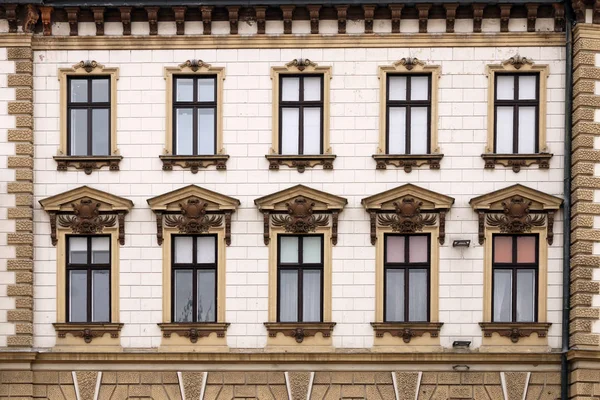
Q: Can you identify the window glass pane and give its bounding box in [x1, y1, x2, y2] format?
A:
[388, 107, 406, 154]
[281, 108, 300, 155]
[69, 237, 88, 264]
[495, 107, 514, 153]
[69, 270, 87, 322]
[91, 237, 110, 264]
[176, 79, 194, 102]
[198, 78, 215, 102]
[518, 106, 536, 154]
[496, 75, 515, 100]
[303, 270, 321, 322]
[70, 109, 88, 156]
[516, 269, 535, 322]
[281, 77, 300, 101]
[517, 236, 536, 263]
[92, 270, 110, 322]
[303, 236, 322, 264]
[197, 270, 216, 322]
[494, 236, 513, 263]
[175, 108, 193, 155]
[279, 270, 298, 322]
[70, 79, 88, 103]
[410, 107, 428, 154]
[198, 108, 215, 155]
[493, 270, 512, 322]
[409, 269, 428, 321]
[197, 236, 216, 264]
[386, 236, 405, 263]
[303, 107, 321, 155]
[388, 76, 407, 101]
[410, 76, 429, 101]
[174, 236, 193, 264]
[280, 236, 299, 263]
[92, 109, 109, 156]
[385, 269, 405, 321]
[409, 236, 428, 263]
[92, 79, 109, 103]
[174, 270, 193, 322]
[304, 77, 321, 101]
[518, 75, 537, 100]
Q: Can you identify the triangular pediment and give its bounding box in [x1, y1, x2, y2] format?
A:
[147, 185, 240, 212]
[469, 184, 563, 211]
[362, 184, 455, 211]
[254, 184, 347, 212]
[39, 186, 133, 213]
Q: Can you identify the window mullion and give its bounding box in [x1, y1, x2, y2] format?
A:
[299, 78, 304, 155]
[406, 77, 412, 155]
[192, 237, 198, 322]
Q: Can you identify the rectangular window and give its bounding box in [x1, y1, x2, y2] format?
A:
[173, 76, 217, 156]
[277, 235, 324, 322]
[494, 74, 539, 154]
[279, 75, 324, 155]
[386, 75, 431, 155]
[172, 235, 217, 323]
[384, 234, 430, 322]
[66, 236, 111, 323]
[492, 235, 538, 322]
[67, 77, 111, 156]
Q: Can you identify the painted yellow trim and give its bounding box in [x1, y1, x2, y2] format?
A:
[377, 60, 441, 154]
[270, 61, 332, 156]
[485, 61, 549, 154]
[162, 228, 227, 324]
[163, 63, 226, 156]
[57, 63, 119, 156]
[27, 33, 566, 50]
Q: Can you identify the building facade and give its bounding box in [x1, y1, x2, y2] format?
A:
[0, 0, 596, 399]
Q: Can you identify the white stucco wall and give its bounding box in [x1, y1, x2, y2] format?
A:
[31, 44, 566, 350]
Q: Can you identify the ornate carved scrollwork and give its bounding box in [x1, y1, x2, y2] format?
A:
[54, 323, 123, 344]
[377, 198, 437, 233]
[287, 58, 317, 72]
[264, 322, 336, 343]
[91, 7, 105, 36]
[479, 322, 551, 343]
[164, 198, 223, 234]
[58, 199, 117, 234]
[485, 196, 546, 234]
[389, 4, 403, 33]
[24, 5, 39, 34]
[271, 196, 330, 234]
[503, 54, 533, 70]
[146, 7, 159, 35]
[397, 57, 424, 71]
[179, 59, 211, 73]
[371, 322, 443, 343]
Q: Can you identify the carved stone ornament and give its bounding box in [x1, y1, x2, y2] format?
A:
[264, 322, 336, 344]
[287, 58, 317, 72]
[55, 155, 122, 175]
[164, 197, 224, 235]
[266, 154, 335, 173]
[373, 154, 442, 173]
[58, 198, 116, 234]
[503, 54, 533, 70]
[24, 4, 39, 34]
[479, 322, 551, 343]
[74, 60, 100, 73]
[271, 196, 330, 234]
[389, 4, 404, 33]
[377, 198, 437, 234]
[482, 153, 552, 173]
[371, 322, 444, 343]
[179, 59, 211, 73]
[54, 323, 123, 344]
[396, 57, 425, 71]
[485, 196, 546, 235]
[158, 323, 230, 343]
[40, 6, 53, 36]
[5, 5, 17, 33]
[472, 4, 485, 33]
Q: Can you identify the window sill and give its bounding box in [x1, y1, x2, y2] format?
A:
[264, 322, 336, 343]
[481, 153, 552, 173]
[54, 155, 122, 175]
[53, 322, 124, 344]
[160, 155, 229, 173]
[479, 322, 552, 343]
[372, 154, 443, 173]
[370, 322, 444, 343]
[265, 154, 336, 173]
[158, 322, 230, 343]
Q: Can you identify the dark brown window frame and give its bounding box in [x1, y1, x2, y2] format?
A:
[278, 74, 324, 155]
[491, 234, 539, 323]
[383, 233, 431, 323]
[172, 75, 218, 156]
[65, 235, 111, 323]
[277, 234, 324, 323]
[67, 76, 111, 157]
[385, 74, 432, 155]
[493, 72, 540, 154]
[171, 234, 218, 323]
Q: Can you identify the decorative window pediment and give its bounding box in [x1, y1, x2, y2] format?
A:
[147, 184, 240, 246]
[254, 184, 347, 246]
[39, 186, 133, 246]
[362, 184, 454, 245]
[469, 184, 562, 245]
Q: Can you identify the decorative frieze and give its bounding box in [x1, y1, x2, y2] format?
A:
[53, 323, 123, 344]
[264, 322, 336, 343]
[158, 323, 229, 343]
[371, 322, 444, 343]
[479, 322, 551, 343]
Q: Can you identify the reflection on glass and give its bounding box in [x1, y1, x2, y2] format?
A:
[69, 237, 88, 264]
[279, 270, 298, 322]
[70, 109, 88, 156]
[92, 109, 109, 156]
[388, 76, 407, 101]
[174, 270, 193, 322]
[92, 270, 110, 322]
[92, 79, 109, 103]
[386, 236, 405, 263]
[198, 78, 215, 102]
[174, 236, 193, 264]
[303, 270, 321, 322]
[197, 236, 216, 264]
[386, 269, 404, 321]
[69, 270, 87, 322]
[303, 108, 321, 155]
[197, 270, 216, 322]
[518, 107, 536, 154]
[280, 237, 299, 263]
[176, 109, 193, 155]
[281, 77, 300, 101]
[176, 79, 194, 102]
[494, 236, 513, 263]
[70, 79, 88, 103]
[409, 236, 428, 263]
[493, 270, 512, 322]
[496, 75, 515, 100]
[92, 237, 110, 264]
[409, 269, 427, 321]
[518, 75, 537, 100]
[303, 77, 321, 101]
[516, 269, 535, 322]
[198, 109, 215, 155]
[388, 107, 406, 154]
[411, 76, 429, 101]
